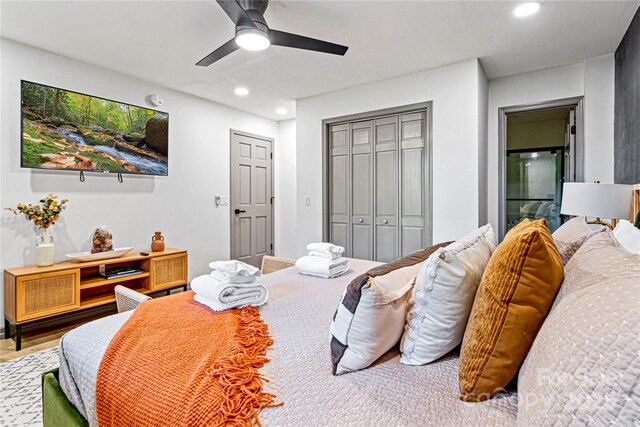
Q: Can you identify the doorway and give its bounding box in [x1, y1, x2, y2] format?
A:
[230, 130, 274, 267]
[498, 97, 584, 238]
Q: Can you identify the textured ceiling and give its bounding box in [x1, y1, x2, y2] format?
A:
[1, 1, 638, 120]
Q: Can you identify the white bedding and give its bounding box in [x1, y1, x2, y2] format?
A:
[59, 258, 518, 426]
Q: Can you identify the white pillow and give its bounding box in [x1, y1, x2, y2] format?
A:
[331, 267, 420, 374]
[613, 220, 640, 254]
[400, 224, 497, 365]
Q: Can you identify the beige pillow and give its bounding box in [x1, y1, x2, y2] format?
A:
[552, 216, 602, 264]
[330, 243, 449, 375]
[552, 230, 628, 309]
[458, 219, 564, 401]
[518, 231, 640, 425]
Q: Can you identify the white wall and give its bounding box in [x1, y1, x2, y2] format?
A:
[0, 39, 279, 323]
[477, 64, 489, 225]
[486, 55, 615, 232]
[274, 119, 297, 259]
[584, 54, 615, 183]
[293, 59, 484, 256]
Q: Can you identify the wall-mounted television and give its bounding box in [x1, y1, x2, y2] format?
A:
[21, 80, 168, 176]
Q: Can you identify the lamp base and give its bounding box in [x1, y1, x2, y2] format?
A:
[587, 218, 614, 230]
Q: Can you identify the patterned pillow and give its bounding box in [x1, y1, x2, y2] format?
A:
[518, 233, 640, 425]
[330, 242, 449, 375]
[552, 216, 603, 264]
[458, 219, 564, 402]
[400, 224, 497, 365]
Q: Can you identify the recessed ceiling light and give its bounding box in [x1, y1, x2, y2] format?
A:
[513, 2, 541, 18]
[276, 108, 288, 115]
[234, 87, 249, 96]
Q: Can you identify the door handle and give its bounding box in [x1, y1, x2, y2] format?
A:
[234, 209, 246, 214]
[359, 218, 364, 223]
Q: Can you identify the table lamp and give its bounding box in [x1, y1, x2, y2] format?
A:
[561, 182, 632, 229]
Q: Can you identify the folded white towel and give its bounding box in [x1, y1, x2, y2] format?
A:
[298, 266, 349, 279]
[191, 274, 268, 312]
[295, 256, 350, 279]
[308, 250, 342, 260]
[306, 243, 344, 259]
[210, 269, 257, 284]
[208, 260, 261, 284]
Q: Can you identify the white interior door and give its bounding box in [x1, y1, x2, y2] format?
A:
[230, 131, 273, 267]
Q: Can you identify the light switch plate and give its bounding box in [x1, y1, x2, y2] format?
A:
[304, 196, 311, 206]
[215, 195, 229, 207]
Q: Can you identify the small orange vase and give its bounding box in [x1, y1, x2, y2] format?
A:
[151, 231, 165, 252]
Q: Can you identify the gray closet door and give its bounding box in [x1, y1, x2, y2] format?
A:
[374, 116, 399, 262]
[329, 124, 350, 253]
[399, 111, 429, 256]
[327, 108, 429, 262]
[350, 120, 374, 260]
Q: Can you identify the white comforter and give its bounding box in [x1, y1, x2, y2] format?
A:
[59, 258, 518, 426]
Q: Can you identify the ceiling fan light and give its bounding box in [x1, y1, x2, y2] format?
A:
[235, 29, 270, 51]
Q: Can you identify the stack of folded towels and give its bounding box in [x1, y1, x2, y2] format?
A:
[295, 242, 349, 279]
[191, 260, 268, 311]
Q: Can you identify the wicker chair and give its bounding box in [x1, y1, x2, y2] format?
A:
[114, 285, 152, 313]
[261, 256, 296, 275]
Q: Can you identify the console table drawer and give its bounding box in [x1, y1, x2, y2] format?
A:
[17, 270, 80, 322]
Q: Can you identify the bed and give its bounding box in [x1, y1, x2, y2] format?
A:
[55, 258, 518, 426]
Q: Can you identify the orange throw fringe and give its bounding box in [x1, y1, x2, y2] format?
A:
[96, 291, 281, 427]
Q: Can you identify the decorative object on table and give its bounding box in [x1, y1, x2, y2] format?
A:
[65, 247, 133, 262]
[4, 194, 68, 267]
[151, 231, 165, 252]
[560, 181, 632, 229]
[91, 226, 113, 253]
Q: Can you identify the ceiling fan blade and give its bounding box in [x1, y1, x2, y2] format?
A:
[216, 0, 256, 28]
[196, 38, 239, 66]
[269, 29, 348, 56]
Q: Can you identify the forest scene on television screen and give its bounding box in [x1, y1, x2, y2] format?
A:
[21, 82, 168, 175]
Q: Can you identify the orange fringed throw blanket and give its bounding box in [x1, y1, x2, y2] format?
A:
[96, 291, 281, 427]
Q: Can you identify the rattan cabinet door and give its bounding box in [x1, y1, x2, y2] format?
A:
[150, 253, 188, 290]
[16, 270, 80, 322]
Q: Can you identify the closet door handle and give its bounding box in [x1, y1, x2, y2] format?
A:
[383, 219, 388, 224]
[234, 209, 246, 214]
[358, 218, 364, 223]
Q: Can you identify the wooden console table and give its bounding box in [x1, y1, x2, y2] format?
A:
[3, 248, 188, 350]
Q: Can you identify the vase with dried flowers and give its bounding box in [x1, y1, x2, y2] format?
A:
[5, 194, 69, 266]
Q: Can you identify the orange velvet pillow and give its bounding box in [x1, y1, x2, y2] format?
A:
[458, 218, 564, 402]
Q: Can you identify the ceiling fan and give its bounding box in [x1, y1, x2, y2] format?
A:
[196, 0, 349, 66]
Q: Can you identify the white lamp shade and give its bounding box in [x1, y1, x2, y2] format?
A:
[561, 183, 632, 219]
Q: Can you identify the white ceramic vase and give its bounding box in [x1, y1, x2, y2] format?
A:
[36, 228, 55, 267]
